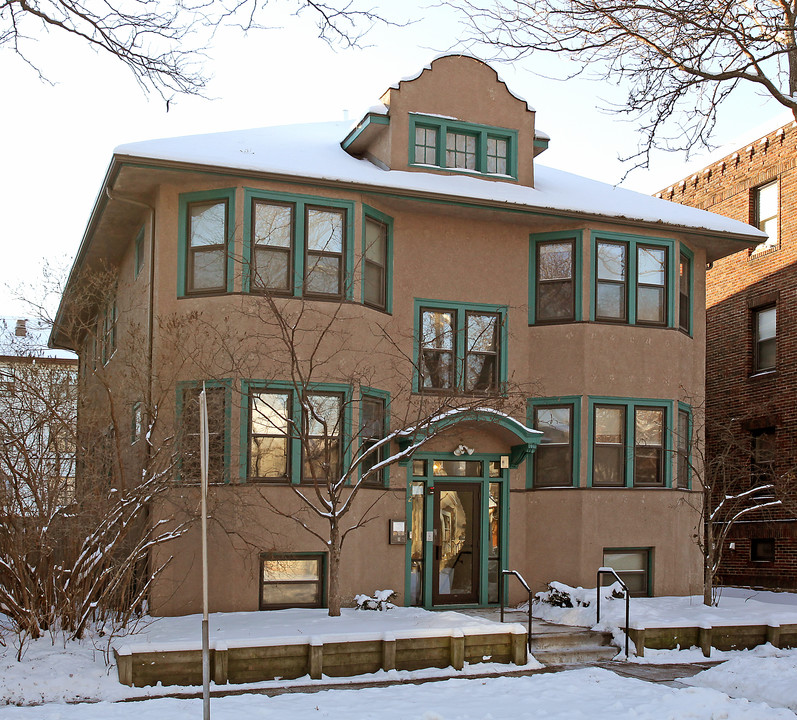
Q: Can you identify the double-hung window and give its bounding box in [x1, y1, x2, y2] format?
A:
[409, 115, 517, 178]
[303, 392, 343, 482]
[753, 305, 776, 372]
[633, 407, 665, 486]
[187, 200, 229, 293]
[360, 395, 386, 484]
[532, 404, 574, 488]
[676, 407, 691, 488]
[250, 391, 292, 481]
[753, 180, 778, 251]
[593, 233, 673, 327]
[536, 240, 576, 322]
[593, 405, 626, 487]
[363, 215, 388, 310]
[679, 252, 692, 334]
[251, 200, 293, 293]
[179, 385, 227, 483]
[417, 301, 506, 394]
[305, 207, 345, 297]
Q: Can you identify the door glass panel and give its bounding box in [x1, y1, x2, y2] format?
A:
[488, 482, 500, 603]
[433, 460, 483, 476]
[410, 481, 425, 605]
[437, 489, 476, 597]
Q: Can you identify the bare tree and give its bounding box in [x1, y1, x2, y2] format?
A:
[677, 401, 784, 605]
[2, 0, 398, 98]
[447, 0, 797, 169]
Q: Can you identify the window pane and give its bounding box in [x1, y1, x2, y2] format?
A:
[758, 306, 776, 342]
[597, 243, 626, 281]
[422, 350, 454, 388]
[597, 283, 625, 319]
[261, 582, 320, 605]
[637, 247, 666, 285]
[635, 409, 663, 446]
[679, 254, 691, 332]
[306, 394, 341, 437]
[364, 263, 385, 307]
[466, 314, 497, 352]
[361, 397, 384, 438]
[253, 248, 290, 290]
[306, 209, 343, 252]
[254, 202, 292, 248]
[263, 558, 320, 581]
[189, 202, 225, 247]
[536, 407, 571, 444]
[432, 460, 483, 476]
[538, 282, 574, 321]
[446, 132, 477, 169]
[604, 551, 646, 572]
[594, 446, 625, 486]
[365, 219, 386, 263]
[594, 405, 625, 487]
[415, 127, 437, 164]
[422, 310, 454, 350]
[634, 447, 663, 485]
[305, 255, 341, 294]
[252, 393, 289, 434]
[538, 242, 573, 281]
[596, 407, 624, 443]
[191, 249, 225, 290]
[757, 181, 778, 225]
[303, 438, 340, 478]
[465, 353, 496, 391]
[251, 436, 288, 477]
[535, 445, 571, 487]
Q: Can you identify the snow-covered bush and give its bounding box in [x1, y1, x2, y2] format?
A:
[354, 589, 396, 611]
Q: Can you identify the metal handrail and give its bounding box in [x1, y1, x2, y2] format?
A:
[596, 566, 630, 660]
[498, 569, 533, 651]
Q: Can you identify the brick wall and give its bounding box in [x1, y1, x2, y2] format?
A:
[658, 121, 797, 589]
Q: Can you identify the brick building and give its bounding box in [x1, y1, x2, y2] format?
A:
[658, 121, 797, 589]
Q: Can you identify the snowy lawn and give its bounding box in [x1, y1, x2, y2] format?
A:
[0, 668, 795, 719]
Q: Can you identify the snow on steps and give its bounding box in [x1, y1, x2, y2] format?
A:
[530, 628, 617, 666]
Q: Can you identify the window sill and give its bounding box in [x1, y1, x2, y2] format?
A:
[749, 369, 777, 379]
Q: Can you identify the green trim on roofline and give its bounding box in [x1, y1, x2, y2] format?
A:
[341, 113, 390, 151]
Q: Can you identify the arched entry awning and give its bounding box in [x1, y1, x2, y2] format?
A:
[396, 407, 543, 468]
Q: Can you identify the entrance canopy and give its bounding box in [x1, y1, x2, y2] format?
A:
[396, 407, 543, 469]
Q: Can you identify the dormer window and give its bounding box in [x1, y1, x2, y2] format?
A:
[409, 114, 517, 179]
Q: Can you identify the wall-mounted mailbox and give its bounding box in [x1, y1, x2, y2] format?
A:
[389, 519, 407, 544]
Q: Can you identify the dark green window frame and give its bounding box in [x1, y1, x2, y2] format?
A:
[679, 246, 694, 336]
[590, 232, 676, 328]
[259, 552, 327, 610]
[177, 188, 237, 297]
[603, 547, 653, 597]
[408, 114, 518, 180]
[529, 231, 583, 324]
[587, 396, 674, 488]
[527, 397, 581, 489]
[175, 379, 233, 484]
[413, 298, 508, 395]
[359, 388, 391, 486]
[134, 226, 145, 280]
[676, 402, 692, 489]
[242, 188, 354, 299]
[240, 380, 352, 485]
[362, 205, 394, 313]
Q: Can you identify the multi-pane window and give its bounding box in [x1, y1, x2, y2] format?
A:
[414, 126, 438, 165]
[636, 246, 667, 325]
[536, 240, 575, 322]
[420, 309, 456, 390]
[751, 538, 775, 562]
[260, 553, 324, 610]
[303, 393, 342, 482]
[363, 217, 388, 310]
[305, 207, 345, 297]
[250, 391, 292, 481]
[593, 405, 626, 487]
[486, 137, 508, 175]
[754, 180, 778, 250]
[252, 200, 293, 292]
[464, 312, 499, 392]
[180, 386, 226, 483]
[360, 396, 386, 483]
[633, 407, 665, 486]
[446, 132, 477, 170]
[596, 241, 627, 321]
[187, 200, 228, 293]
[754, 305, 776, 372]
[533, 406, 573, 487]
[603, 549, 651, 597]
[676, 409, 690, 488]
[679, 253, 691, 333]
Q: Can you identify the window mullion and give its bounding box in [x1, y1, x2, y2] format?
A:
[625, 404, 634, 488]
[628, 242, 638, 325]
[455, 309, 465, 390]
[294, 201, 306, 297]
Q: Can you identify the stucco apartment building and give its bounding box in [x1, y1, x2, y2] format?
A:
[657, 120, 797, 590]
[51, 55, 764, 615]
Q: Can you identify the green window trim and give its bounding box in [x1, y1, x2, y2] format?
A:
[526, 396, 582, 489]
[358, 387, 391, 486]
[587, 396, 674, 489]
[679, 245, 694, 337]
[177, 188, 237, 297]
[134, 225, 145, 280]
[362, 205, 394, 314]
[412, 298, 509, 394]
[589, 231, 677, 328]
[529, 230, 584, 324]
[242, 188, 355, 299]
[408, 114, 519, 180]
[677, 402, 693, 490]
[240, 379, 353, 485]
[175, 379, 233, 484]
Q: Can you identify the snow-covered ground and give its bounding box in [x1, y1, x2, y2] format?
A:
[2, 588, 797, 717]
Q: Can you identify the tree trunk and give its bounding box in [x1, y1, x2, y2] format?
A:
[328, 522, 342, 617]
[703, 506, 713, 606]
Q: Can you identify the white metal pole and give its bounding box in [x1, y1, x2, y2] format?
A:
[199, 383, 210, 720]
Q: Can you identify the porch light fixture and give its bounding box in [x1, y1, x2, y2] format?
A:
[453, 444, 474, 456]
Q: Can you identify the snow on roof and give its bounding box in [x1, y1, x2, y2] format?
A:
[0, 317, 77, 361]
[114, 121, 763, 240]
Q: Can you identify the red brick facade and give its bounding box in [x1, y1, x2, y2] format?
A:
[659, 122, 797, 589]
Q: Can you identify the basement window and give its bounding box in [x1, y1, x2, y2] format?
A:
[259, 553, 326, 609]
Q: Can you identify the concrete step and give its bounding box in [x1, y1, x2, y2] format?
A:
[530, 630, 614, 650]
[531, 643, 619, 666]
